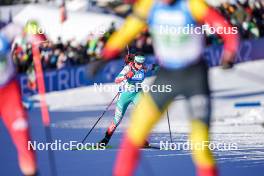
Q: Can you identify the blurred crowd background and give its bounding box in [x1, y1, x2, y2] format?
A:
[0, 0, 263, 74]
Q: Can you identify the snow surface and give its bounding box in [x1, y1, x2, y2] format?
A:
[43, 60, 264, 171]
[1, 60, 264, 176]
[35, 60, 264, 170]
[38, 60, 264, 132]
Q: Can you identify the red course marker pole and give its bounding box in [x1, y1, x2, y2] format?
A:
[32, 42, 57, 176]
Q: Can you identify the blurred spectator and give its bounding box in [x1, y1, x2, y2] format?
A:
[55, 36, 64, 51]
[11, 0, 264, 74]
[57, 51, 67, 69]
[130, 29, 153, 54]
[206, 0, 264, 45]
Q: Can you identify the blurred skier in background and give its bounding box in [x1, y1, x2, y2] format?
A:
[0, 33, 37, 176]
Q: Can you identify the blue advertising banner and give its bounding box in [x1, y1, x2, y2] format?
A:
[19, 59, 124, 96]
[204, 37, 264, 67]
[20, 66, 87, 96]
[19, 38, 264, 96]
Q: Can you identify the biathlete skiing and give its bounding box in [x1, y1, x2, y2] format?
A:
[0, 33, 37, 176]
[99, 53, 152, 146]
[99, 0, 239, 176]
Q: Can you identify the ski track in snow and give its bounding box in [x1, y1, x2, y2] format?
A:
[40, 60, 264, 168]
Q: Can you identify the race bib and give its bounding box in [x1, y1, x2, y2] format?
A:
[148, 2, 204, 68]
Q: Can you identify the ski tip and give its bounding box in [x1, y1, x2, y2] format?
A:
[70, 145, 161, 151]
[142, 145, 160, 150]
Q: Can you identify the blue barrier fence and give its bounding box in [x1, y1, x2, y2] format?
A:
[204, 37, 264, 67]
[19, 38, 264, 96]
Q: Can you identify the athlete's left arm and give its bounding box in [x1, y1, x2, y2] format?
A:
[101, 0, 154, 60]
[189, 0, 239, 67]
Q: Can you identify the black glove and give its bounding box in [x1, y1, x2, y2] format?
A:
[86, 59, 107, 78]
[151, 64, 159, 71]
[221, 50, 236, 69]
[221, 60, 234, 69]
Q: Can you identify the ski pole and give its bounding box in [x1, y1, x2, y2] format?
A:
[81, 92, 119, 143]
[166, 110, 173, 143]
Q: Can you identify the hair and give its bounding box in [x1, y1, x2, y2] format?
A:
[135, 52, 144, 57]
[124, 54, 135, 65]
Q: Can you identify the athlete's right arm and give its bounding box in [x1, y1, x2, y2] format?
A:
[102, 0, 154, 60]
[115, 65, 132, 83]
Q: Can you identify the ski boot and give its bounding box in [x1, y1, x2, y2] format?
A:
[99, 122, 116, 146]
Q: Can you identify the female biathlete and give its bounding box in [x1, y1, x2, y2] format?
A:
[99, 54, 151, 146]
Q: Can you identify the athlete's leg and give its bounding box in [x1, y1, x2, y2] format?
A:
[114, 93, 164, 176]
[113, 92, 136, 126]
[0, 80, 37, 176]
[101, 91, 136, 145]
[131, 91, 141, 105]
[187, 95, 216, 176]
[131, 91, 150, 147]
[185, 61, 217, 176]
[114, 68, 178, 176]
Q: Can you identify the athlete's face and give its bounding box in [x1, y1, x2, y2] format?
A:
[134, 62, 143, 70]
